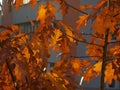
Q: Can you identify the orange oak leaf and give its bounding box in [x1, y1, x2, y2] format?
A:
[76, 14, 88, 30]
[71, 59, 83, 75]
[50, 29, 62, 51]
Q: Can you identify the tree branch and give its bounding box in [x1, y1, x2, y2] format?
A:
[100, 29, 109, 90]
[108, 40, 120, 44]
[6, 59, 19, 90]
[64, 33, 103, 47]
[79, 32, 104, 39]
[71, 55, 102, 59]
[65, 2, 88, 15]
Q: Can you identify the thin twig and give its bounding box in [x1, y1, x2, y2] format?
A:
[80, 32, 104, 39]
[113, 12, 120, 17]
[107, 40, 120, 44]
[64, 33, 103, 47]
[66, 3, 88, 15]
[71, 55, 102, 59]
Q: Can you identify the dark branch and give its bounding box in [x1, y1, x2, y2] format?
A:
[71, 55, 102, 59]
[108, 40, 120, 44]
[65, 3, 88, 15]
[64, 33, 103, 47]
[79, 32, 104, 39]
[6, 59, 19, 90]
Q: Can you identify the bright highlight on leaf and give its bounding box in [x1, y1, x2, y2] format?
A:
[36, 5, 47, 23]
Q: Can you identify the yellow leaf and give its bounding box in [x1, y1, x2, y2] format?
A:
[36, 5, 47, 23]
[93, 61, 102, 75]
[58, 21, 74, 42]
[22, 46, 30, 61]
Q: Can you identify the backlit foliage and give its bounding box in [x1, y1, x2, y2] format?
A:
[0, 0, 120, 90]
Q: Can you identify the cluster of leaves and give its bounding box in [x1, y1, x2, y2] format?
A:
[0, 0, 120, 90]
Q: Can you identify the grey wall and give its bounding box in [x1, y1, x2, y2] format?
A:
[12, 1, 62, 24]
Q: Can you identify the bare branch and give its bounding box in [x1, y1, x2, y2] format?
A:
[64, 2, 88, 15]
[64, 33, 103, 47]
[108, 40, 120, 44]
[79, 32, 104, 39]
[71, 55, 102, 59]
[6, 59, 19, 90]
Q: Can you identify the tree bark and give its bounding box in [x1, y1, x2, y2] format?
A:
[100, 29, 109, 90]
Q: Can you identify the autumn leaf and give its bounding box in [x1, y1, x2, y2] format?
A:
[29, 0, 37, 8]
[36, 5, 47, 23]
[50, 28, 62, 51]
[0, 35, 9, 42]
[76, 14, 88, 30]
[16, 33, 25, 38]
[93, 61, 102, 76]
[47, 2, 56, 17]
[11, 25, 19, 32]
[54, 0, 68, 15]
[71, 59, 82, 75]
[60, 38, 70, 54]
[84, 66, 95, 82]
[58, 21, 74, 42]
[14, 0, 23, 10]
[22, 46, 30, 61]
[88, 0, 107, 20]
[84, 62, 102, 82]
[105, 63, 116, 84]
[79, 5, 93, 10]
[0, 29, 12, 36]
